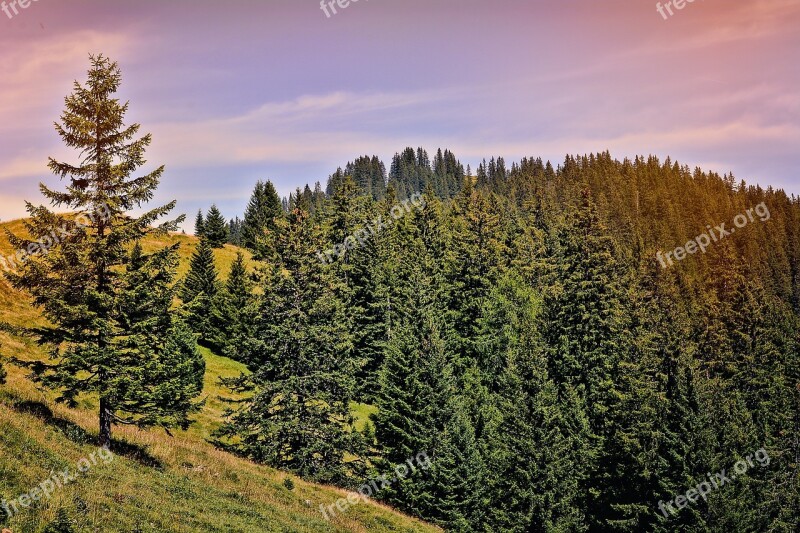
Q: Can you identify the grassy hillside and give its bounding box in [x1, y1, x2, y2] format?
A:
[0, 219, 438, 533]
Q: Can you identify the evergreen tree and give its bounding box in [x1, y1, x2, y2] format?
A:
[242, 180, 283, 254]
[208, 251, 256, 361]
[350, 183, 426, 400]
[218, 208, 361, 483]
[180, 238, 219, 343]
[372, 251, 486, 530]
[2, 55, 198, 449]
[444, 181, 506, 376]
[479, 271, 588, 532]
[194, 209, 205, 237]
[324, 174, 365, 285]
[618, 263, 707, 533]
[227, 216, 243, 245]
[541, 189, 628, 531]
[342, 155, 387, 200]
[203, 204, 229, 248]
[116, 243, 205, 430]
[420, 404, 485, 530]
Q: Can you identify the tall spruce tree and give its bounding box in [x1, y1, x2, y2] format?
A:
[241, 180, 283, 255]
[372, 242, 487, 529]
[194, 209, 205, 237]
[116, 243, 205, 430]
[227, 216, 243, 246]
[444, 181, 506, 377]
[181, 238, 219, 302]
[541, 189, 628, 531]
[218, 208, 361, 483]
[180, 238, 219, 343]
[3, 55, 200, 449]
[478, 271, 588, 532]
[637, 263, 707, 533]
[208, 251, 256, 361]
[203, 204, 229, 248]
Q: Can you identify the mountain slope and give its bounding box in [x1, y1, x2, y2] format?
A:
[0, 219, 438, 533]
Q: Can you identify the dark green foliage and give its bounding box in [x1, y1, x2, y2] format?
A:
[117, 243, 205, 430]
[208, 251, 256, 362]
[540, 189, 631, 530]
[349, 184, 413, 399]
[225, 148, 800, 531]
[324, 156, 388, 200]
[419, 404, 485, 530]
[444, 181, 507, 375]
[373, 282, 451, 468]
[203, 205, 229, 248]
[180, 238, 219, 343]
[1, 55, 200, 449]
[387, 147, 463, 200]
[432, 148, 465, 198]
[241, 180, 283, 254]
[478, 272, 588, 532]
[218, 208, 361, 484]
[227, 216, 243, 246]
[42, 508, 76, 533]
[194, 209, 205, 237]
[370, 243, 488, 529]
[181, 238, 219, 302]
[324, 147, 463, 202]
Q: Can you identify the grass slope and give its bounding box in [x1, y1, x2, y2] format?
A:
[0, 220, 437, 533]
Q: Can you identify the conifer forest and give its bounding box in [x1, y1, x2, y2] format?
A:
[1, 2, 798, 532]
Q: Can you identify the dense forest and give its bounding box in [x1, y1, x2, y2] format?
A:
[190, 146, 800, 531]
[4, 57, 799, 532]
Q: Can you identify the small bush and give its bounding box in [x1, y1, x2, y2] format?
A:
[42, 508, 75, 533]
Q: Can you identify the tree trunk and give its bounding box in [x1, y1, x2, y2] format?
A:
[99, 396, 113, 450]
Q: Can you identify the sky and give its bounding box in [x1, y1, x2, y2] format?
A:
[0, 0, 798, 231]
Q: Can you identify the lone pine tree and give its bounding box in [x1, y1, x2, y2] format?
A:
[3, 55, 203, 450]
[203, 204, 229, 248]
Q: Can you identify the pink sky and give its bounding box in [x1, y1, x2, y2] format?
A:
[0, 0, 798, 227]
